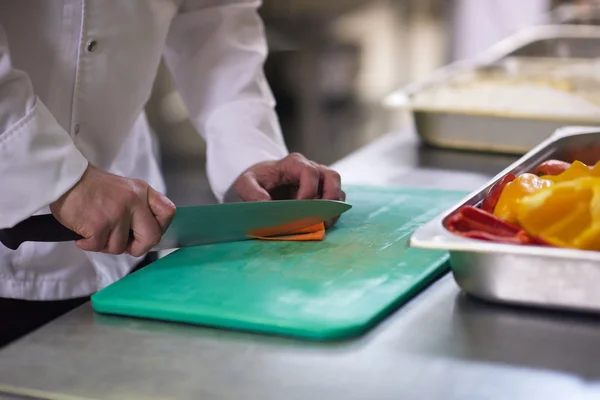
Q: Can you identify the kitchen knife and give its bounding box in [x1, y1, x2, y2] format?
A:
[0, 200, 352, 251]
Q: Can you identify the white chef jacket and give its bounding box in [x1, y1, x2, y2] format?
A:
[452, 0, 550, 61]
[0, 0, 288, 300]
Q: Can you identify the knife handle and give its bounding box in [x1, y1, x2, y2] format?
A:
[0, 214, 83, 250]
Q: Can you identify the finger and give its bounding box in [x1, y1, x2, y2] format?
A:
[234, 172, 272, 202]
[297, 165, 320, 200]
[127, 206, 162, 257]
[75, 224, 110, 252]
[281, 154, 320, 200]
[324, 189, 346, 229]
[269, 184, 298, 200]
[317, 165, 343, 201]
[148, 187, 177, 233]
[103, 214, 131, 255]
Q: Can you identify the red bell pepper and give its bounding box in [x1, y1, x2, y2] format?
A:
[460, 230, 527, 245]
[481, 173, 516, 213]
[533, 159, 585, 176]
[447, 205, 552, 246]
[447, 206, 520, 236]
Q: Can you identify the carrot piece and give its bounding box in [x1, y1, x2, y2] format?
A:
[249, 222, 326, 241]
[284, 223, 325, 235]
[247, 217, 324, 238]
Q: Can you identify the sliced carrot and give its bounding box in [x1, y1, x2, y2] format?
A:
[247, 217, 323, 237]
[249, 222, 326, 241]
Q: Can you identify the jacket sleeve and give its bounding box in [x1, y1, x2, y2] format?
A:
[0, 24, 89, 228]
[163, 0, 288, 202]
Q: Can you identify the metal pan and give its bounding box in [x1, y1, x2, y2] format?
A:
[384, 25, 600, 154]
[409, 125, 600, 313]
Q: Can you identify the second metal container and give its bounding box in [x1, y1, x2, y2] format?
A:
[386, 25, 600, 154]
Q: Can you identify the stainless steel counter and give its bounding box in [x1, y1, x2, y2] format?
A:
[2, 129, 600, 400]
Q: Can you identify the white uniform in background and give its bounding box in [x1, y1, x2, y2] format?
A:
[0, 0, 288, 300]
[452, 0, 551, 61]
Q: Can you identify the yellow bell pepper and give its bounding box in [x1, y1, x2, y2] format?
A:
[541, 160, 591, 183]
[592, 161, 600, 178]
[493, 173, 553, 224]
[516, 177, 600, 250]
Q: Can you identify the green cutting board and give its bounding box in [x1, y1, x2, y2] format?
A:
[91, 186, 466, 340]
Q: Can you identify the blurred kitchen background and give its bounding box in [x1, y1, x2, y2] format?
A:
[146, 0, 599, 205]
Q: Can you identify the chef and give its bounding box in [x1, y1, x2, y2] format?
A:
[0, 0, 344, 346]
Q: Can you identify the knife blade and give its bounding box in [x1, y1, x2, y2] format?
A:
[0, 200, 352, 251]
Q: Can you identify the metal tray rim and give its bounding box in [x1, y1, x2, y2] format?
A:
[409, 107, 600, 124]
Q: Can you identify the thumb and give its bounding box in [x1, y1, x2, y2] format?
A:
[234, 173, 272, 202]
[148, 187, 177, 233]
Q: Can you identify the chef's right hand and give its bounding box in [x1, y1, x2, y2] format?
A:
[49, 165, 176, 256]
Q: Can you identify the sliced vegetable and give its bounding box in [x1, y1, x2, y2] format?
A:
[514, 230, 553, 246]
[591, 161, 600, 177]
[533, 159, 573, 176]
[249, 222, 326, 241]
[481, 173, 516, 213]
[447, 159, 600, 249]
[448, 206, 520, 237]
[541, 160, 591, 183]
[446, 205, 549, 245]
[492, 173, 553, 224]
[460, 230, 551, 246]
[516, 177, 600, 250]
[448, 205, 552, 246]
[459, 231, 524, 245]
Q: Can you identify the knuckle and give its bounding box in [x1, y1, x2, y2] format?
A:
[87, 237, 105, 252]
[132, 178, 149, 188]
[122, 188, 139, 204]
[140, 228, 162, 251]
[108, 241, 128, 255]
[129, 231, 160, 257]
[306, 164, 320, 177]
[129, 247, 144, 258]
[287, 152, 305, 162]
[234, 172, 253, 190]
[75, 224, 94, 239]
[165, 203, 177, 218]
[86, 217, 108, 235]
[328, 169, 341, 181]
[128, 180, 149, 202]
[111, 204, 129, 220]
[237, 171, 253, 184]
[135, 246, 153, 257]
[148, 232, 162, 246]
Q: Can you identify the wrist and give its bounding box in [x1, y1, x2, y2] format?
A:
[50, 164, 92, 210]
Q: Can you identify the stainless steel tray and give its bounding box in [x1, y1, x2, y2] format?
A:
[385, 25, 600, 154]
[409, 125, 600, 313]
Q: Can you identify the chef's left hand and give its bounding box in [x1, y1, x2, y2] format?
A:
[233, 153, 346, 227]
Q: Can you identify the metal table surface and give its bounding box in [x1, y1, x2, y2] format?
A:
[2, 130, 600, 400]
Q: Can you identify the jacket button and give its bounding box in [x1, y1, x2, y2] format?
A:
[87, 40, 98, 52]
